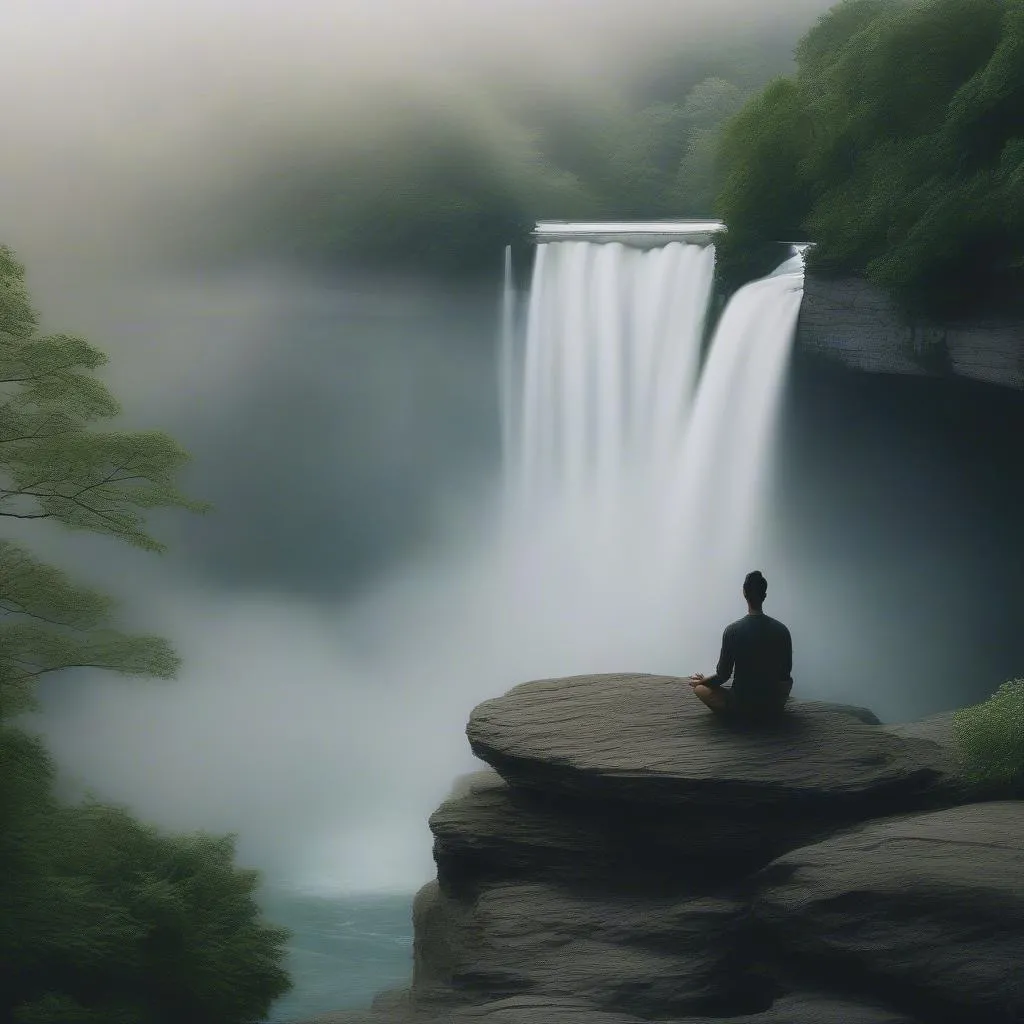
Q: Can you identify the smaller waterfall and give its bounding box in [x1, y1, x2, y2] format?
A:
[499, 245, 517, 494]
[664, 247, 807, 614]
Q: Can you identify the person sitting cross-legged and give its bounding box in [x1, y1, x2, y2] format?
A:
[688, 570, 793, 717]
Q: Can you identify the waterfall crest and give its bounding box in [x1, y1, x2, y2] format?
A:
[507, 240, 715, 525]
[500, 232, 805, 644]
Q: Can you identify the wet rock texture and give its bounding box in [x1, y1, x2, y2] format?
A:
[298, 674, 1023, 1024]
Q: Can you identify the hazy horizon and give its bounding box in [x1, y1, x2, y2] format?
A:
[6, 0, 1023, 898]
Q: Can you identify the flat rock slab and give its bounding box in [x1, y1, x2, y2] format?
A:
[468, 675, 948, 813]
[752, 801, 1024, 1022]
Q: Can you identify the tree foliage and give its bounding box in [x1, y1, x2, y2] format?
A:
[0, 245, 291, 1023]
[714, 77, 813, 288]
[0, 245, 211, 719]
[242, 33, 805, 279]
[715, 0, 1024, 314]
[670, 78, 747, 217]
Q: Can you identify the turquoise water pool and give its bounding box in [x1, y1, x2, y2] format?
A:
[259, 887, 414, 1022]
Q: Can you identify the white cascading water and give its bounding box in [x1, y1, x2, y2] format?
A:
[500, 235, 806, 653]
[662, 248, 806, 592]
[505, 240, 715, 558]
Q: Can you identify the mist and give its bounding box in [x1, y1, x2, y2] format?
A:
[2, 0, 834, 274]
[21, 284, 1024, 897]
[5, 0, 1023, 898]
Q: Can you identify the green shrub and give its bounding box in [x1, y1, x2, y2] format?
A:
[0, 725, 292, 1024]
[1, 245, 290, 1024]
[952, 679, 1024, 787]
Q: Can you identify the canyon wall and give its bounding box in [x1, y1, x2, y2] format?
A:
[796, 275, 1024, 390]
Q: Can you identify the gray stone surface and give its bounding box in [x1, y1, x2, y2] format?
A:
[298, 680, 1016, 1024]
[296, 990, 921, 1023]
[447, 997, 649, 1023]
[299, 1015, 386, 1024]
[300, 999, 651, 1024]
[797, 274, 1024, 389]
[720, 991, 922, 1023]
[752, 801, 1024, 1022]
[412, 879, 767, 1018]
[881, 709, 959, 745]
[429, 768, 838, 893]
[882, 709, 1020, 803]
[467, 674, 948, 813]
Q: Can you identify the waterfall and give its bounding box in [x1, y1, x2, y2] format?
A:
[499, 245, 517, 500]
[508, 239, 715, 527]
[663, 249, 806, 608]
[500, 230, 805, 651]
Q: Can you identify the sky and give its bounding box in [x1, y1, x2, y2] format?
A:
[5, 0, 1022, 898]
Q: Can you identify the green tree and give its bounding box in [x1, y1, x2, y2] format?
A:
[671, 78, 747, 216]
[589, 101, 693, 218]
[714, 78, 814, 289]
[0, 244, 211, 716]
[253, 106, 598, 280]
[0, 244, 292, 1023]
[231, 26, 825, 276]
[714, 0, 1024, 315]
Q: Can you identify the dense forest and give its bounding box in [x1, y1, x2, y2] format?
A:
[237, 0, 1024, 320]
[716, 0, 1024, 316]
[229, 28, 807, 280]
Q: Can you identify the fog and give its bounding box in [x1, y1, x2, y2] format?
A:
[2, 0, 833, 274]
[19, 274, 1024, 896]
[5, 0, 1024, 897]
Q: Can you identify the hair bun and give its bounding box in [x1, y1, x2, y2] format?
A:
[744, 570, 768, 598]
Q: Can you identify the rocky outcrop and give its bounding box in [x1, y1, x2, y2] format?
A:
[297, 674, 1022, 1024]
[466, 675, 945, 811]
[412, 878, 765, 1018]
[753, 801, 1024, 1022]
[797, 274, 1024, 390]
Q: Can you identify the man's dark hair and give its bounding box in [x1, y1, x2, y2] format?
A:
[743, 570, 768, 608]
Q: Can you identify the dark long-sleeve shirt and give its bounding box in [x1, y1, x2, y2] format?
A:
[704, 612, 792, 708]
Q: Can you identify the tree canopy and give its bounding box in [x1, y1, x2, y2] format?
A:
[715, 0, 1024, 316]
[0, 245, 291, 1023]
[230, 37, 802, 280]
[0, 245, 210, 718]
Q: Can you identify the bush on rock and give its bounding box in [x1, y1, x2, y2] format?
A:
[952, 679, 1024, 788]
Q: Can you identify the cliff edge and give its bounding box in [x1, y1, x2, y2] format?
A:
[301, 673, 1024, 1024]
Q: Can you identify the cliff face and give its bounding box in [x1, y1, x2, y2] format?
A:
[797, 275, 1024, 390]
[302, 674, 1024, 1024]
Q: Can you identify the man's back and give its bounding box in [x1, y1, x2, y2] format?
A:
[719, 613, 792, 710]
